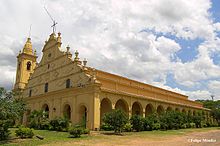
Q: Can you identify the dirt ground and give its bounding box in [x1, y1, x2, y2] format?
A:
[43, 130, 220, 146]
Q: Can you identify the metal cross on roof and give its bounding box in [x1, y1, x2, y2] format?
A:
[44, 6, 58, 33]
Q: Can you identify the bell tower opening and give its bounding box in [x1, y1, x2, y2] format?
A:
[27, 61, 31, 70]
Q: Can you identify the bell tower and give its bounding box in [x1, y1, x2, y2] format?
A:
[14, 37, 37, 91]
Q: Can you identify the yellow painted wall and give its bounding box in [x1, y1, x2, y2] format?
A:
[15, 33, 213, 130]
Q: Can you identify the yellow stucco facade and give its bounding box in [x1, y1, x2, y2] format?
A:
[14, 32, 213, 130]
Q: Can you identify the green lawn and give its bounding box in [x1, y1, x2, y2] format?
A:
[1, 127, 219, 146]
[0, 128, 90, 146]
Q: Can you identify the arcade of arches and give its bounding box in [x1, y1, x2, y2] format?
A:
[35, 95, 213, 131]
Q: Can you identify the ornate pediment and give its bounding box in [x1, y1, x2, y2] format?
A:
[23, 32, 95, 98]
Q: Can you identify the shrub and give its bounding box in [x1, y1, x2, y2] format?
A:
[143, 113, 159, 131]
[143, 120, 152, 131]
[159, 111, 188, 130]
[152, 123, 161, 130]
[15, 126, 34, 139]
[82, 128, 90, 134]
[28, 110, 49, 130]
[130, 115, 144, 132]
[49, 117, 69, 131]
[123, 123, 132, 132]
[210, 122, 218, 127]
[102, 109, 129, 134]
[40, 119, 50, 130]
[192, 115, 202, 128]
[189, 122, 196, 128]
[181, 123, 187, 129]
[0, 120, 10, 141]
[100, 123, 114, 131]
[69, 126, 83, 138]
[201, 121, 207, 128]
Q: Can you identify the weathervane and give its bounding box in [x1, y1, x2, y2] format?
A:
[44, 6, 58, 33]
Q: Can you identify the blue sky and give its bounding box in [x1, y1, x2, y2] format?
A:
[0, 0, 220, 100]
[164, 0, 220, 98]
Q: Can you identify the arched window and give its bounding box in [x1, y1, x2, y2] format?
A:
[42, 104, 49, 118]
[29, 89, 32, 97]
[66, 79, 71, 88]
[18, 62, 21, 70]
[45, 83, 48, 93]
[27, 61, 31, 70]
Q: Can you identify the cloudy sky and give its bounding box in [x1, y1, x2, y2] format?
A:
[0, 0, 220, 100]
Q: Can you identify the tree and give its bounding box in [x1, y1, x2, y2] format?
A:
[28, 110, 49, 130]
[0, 88, 26, 124]
[196, 99, 220, 125]
[212, 109, 220, 125]
[143, 112, 160, 131]
[130, 115, 144, 132]
[0, 87, 26, 140]
[102, 109, 128, 134]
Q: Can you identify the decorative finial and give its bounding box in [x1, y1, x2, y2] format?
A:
[66, 45, 70, 53]
[57, 32, 62, 46]
[83, 58, 87, 66]
[34, 49, 37, 55]
[74, 50, 79, 61]
[58, 32, 61, 37]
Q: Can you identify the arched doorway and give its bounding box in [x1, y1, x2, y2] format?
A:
[157, 105, 164, 115]
[202, 111, 205, 119]
[25, 109, 31, 125]
[79, 105, 87, 128]
[193, 110, 196, 116]
[145, 104, 154, 116]
[182, 109, 186, 114]
[175, 108, 180, 112]
[188, 110, 192, 116]
[42, 104, 49, 118]
[132, 102, 142, 116]
[63, 104, 71, 120]
[100, 98, 112, 123]
[115, 99, 129, 115]
[167, 106, 172, 112]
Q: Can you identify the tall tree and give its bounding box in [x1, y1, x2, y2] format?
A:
[196, 99, 220, 125]
[0, 87, 26, 124]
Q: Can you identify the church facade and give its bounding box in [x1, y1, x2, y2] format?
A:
[14, 32, 212, 130]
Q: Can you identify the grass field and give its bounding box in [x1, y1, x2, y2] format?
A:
[1, 127, 219, 146]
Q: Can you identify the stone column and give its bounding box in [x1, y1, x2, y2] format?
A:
[143, 108, 146, 118]
[92, 84, 101, 130]
[128, 107, 132, 118]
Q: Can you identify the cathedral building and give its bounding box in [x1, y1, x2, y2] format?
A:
[14, 32, 212, 130]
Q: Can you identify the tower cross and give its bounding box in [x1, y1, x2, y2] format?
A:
[51, 20, 58, 33]
[44, 6, 58, 33]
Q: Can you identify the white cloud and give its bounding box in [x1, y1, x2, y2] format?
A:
[0, 0, 220, 100]
[186, 90, 212, 100]
[0, 66, 16, 89]
[173, 38, 220, 87]
[208, 80, 220, 99]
